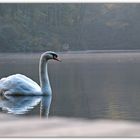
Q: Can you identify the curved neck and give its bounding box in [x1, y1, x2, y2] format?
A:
[39, 56, 52, 95]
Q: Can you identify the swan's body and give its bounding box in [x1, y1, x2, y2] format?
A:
[0, 74, 42, 95]
[0, 51, 60, 96]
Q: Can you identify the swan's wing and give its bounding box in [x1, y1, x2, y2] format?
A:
[0, 74, 41, 95]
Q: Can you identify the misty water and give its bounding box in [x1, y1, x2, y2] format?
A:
[0, 51, 140, 121]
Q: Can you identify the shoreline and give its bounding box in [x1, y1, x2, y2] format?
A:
[0, 116, 140, 137]
[1, 49, 140, 55]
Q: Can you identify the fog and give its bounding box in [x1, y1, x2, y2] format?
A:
[0, 3, 139, 52]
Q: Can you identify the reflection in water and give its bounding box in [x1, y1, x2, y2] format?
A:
[40, 96, 52, 118]
[0, 95, 52, 117]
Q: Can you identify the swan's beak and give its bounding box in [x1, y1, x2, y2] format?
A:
[54, 57, 61, 62]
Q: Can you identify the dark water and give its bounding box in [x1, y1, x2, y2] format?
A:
[0, 51, 140, 121]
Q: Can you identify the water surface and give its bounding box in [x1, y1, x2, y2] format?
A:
[0, 51, 140, 121]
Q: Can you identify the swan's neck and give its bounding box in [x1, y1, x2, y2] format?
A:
[39, 57, 52, 95]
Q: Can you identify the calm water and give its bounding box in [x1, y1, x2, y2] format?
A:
[0, 51, 140, 121]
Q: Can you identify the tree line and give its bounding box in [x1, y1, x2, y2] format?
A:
[0, 3, 85, 52]
[0, 3, 140, 52]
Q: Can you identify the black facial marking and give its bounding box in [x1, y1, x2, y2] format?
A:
[52, 53, 57, 58]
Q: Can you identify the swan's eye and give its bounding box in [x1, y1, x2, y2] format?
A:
[52, 54, 58, 59]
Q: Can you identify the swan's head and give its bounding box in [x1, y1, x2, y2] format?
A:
[42, 51, 61, 62]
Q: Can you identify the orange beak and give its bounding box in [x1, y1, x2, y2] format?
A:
[54, 57, 61, 62]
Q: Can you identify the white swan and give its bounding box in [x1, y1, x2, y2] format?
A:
[0, 51, 61, 96]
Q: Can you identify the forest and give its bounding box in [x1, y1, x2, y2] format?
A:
[0, 3, 140, 52]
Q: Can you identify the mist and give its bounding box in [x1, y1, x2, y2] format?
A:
[0, 3, 139, 52]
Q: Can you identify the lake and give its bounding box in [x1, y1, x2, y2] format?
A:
[0, 51, 140, 121]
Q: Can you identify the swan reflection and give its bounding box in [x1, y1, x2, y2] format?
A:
[0, 95, 52, 117]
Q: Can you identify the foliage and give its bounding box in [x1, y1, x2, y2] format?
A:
[0, 3, 140, 52]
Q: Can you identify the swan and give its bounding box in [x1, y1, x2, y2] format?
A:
[0, 51, 61, 96]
